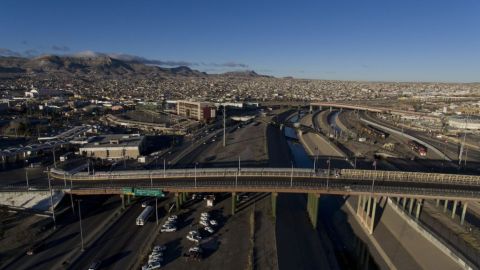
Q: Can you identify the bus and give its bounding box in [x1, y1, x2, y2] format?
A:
[136, 206, 153, 226]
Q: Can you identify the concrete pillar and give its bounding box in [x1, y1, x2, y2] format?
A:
[451, 200, 458, 219]
[461, 202, 468, 225]
[271, 193, 278, 218]
[369, 197, 377, 234]
[366, 196, 372, 223]
[231, 192, 236, 215]
[175, 193, 181, 211]
[127, 195, 131, 205]
[402, 197, 407, 209]
[361, 195, 368, 220]
[443, 200, 449, 213]
[436, 199, 440, 207]
[121, 194, 125, 210]
[408, 198, 415, 215]
[357, 195, 363, 215]
[415, 199, 422, 220]
[307, 193, 320, 228]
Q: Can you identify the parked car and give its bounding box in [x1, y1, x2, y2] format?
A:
[204, 226, 214, 234]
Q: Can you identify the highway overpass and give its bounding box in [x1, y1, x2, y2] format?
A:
[4, 167, 473, 201]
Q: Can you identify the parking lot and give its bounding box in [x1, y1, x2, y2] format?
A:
[140, 193, 253, 270]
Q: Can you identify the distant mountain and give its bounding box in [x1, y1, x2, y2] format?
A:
[0, 54, 268, 79]
[221, 70, 271, 78]
[0, 55, 207, 77]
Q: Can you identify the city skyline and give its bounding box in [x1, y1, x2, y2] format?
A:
[1, 0, 480, 82]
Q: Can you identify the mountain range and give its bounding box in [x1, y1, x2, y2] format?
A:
[0, 54, 269, 78]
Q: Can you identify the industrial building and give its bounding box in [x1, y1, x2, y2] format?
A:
[448, 116, 480, 130]
[176, 100, 216, 121]
[79, 134, 145, 160]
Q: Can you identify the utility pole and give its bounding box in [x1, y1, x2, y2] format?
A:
[290, 161, 294, 187]
[47, 169, 56, 230]
[223, 106, 226, 147]
[52, 147, 56, 168]
[25, 169, 29, 191]
[78, 200, 85, 251]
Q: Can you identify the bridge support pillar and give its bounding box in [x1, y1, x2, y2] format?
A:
[408, 198, 415, 215]
[127, 195, 131, 205]
[271, 193, 278, 218]
[121, 194, 125, 210]
[443, 200, 449, 213]
[461, 202, 468, 225]
[452, 200, 458, 219]
[402, 197, 407, 209]
[329, 106, 332, 112]
[415, 199, 422, 220]
[368, 197, 377, 234]
[356, 196, 363, 215]
[307, 193, 320, 228]
[436, 199, 440, 207]
[231, 192, 237, 215]
[175, 193, 181, 211]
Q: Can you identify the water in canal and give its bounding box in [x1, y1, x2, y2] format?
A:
[285, 112, 379, 270]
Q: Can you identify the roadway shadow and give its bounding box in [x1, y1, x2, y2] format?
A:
[99, 250, 131, 268]
[200, 235, 220, 259]
[316, 195, 380, 269]
[42, 232, 78, 250]
[164, 237, 182, 265]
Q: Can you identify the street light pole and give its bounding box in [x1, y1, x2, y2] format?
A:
[47, 169, 56, 230]
[194, 163, 197, 188]
[163, 158, 166, 178]
[290, 162, 294, 187]
[78, 200, 85, 251]
[52, 147, 56, 168]
[25, 169, 29, 191]
[70, 174, 75, 214]
[223, 106, 226, 147]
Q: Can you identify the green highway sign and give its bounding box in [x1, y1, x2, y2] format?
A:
[122, 187, 134, 195]
[134, 188, 165, 197]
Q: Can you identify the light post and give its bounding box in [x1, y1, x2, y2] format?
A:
[52, 147, 56, 168]
[163, 158, 166, 178]
[290, 161, 294, 187]
[69, 174, 75, 214]
[77, 200, 85, 251]
[326, 158, 331, 190]
[25, 169, 29, 191]
[47, 168, 56, 230]
[194, 163, 197, 188]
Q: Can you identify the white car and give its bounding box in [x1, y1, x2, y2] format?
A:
[189, 246, 202, 253]
[204, 226, 214, 234]
[150, 251, 163, 257]
[186, 233, 202, 243]
[209, 219, 218, 226]
[148, 261, 162, 269]
[141, 202, 148, 208]
[199, 220, 209, 227]
[161, 226, 177, 232]
[168, 215, 177, 221]
[153, 245, 166, 252]
[200, 216, 209, 221]
[200, 212, 209, 217]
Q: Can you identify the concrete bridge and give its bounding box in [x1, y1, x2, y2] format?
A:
[3, 166, 478, 240]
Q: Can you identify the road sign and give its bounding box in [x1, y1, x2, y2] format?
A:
[134, 188, 165, 197]
[122, 187, 134, 195]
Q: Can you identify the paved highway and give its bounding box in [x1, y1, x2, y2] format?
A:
[70, 201, 160, 270]
[2, 196, 120, 270]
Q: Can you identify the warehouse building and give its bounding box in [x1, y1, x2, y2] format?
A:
[79, 134, 145, 160]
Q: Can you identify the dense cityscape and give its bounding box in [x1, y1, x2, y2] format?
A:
[1, 1, 480, 270]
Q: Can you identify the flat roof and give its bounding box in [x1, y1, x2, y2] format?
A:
[80, 134, 144, 149]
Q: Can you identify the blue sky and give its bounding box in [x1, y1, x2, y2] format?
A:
[1, 0, 479, 82]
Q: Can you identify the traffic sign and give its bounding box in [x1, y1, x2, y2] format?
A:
[122, 187, 134, 195]
[134, 188, 165, 197]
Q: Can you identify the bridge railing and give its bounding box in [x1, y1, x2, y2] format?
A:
[340, 169, 480, 186]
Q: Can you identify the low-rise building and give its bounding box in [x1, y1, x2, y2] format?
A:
[79, 134, 145, 160]
[177, 100, 216, 121]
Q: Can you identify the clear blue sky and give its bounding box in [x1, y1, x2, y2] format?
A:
[1, 0, 479, 82]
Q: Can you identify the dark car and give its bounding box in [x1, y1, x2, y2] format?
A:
[88, 260, 102, 270]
